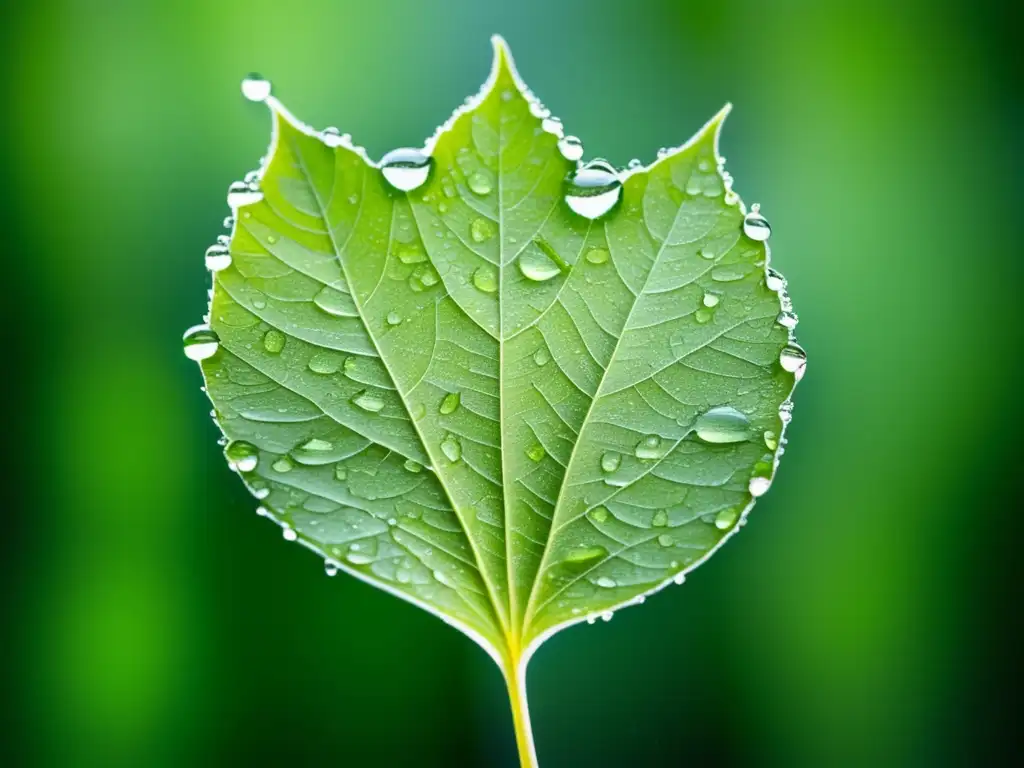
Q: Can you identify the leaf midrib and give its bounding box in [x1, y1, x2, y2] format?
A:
[284, 125, 512, 644]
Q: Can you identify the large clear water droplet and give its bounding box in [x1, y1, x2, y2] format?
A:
[600, 452, 621, 473]
[439, 392, 460, 415]
[472, 266, 498, 293]
[694, 406, 752, 444]
[440, 434, 462, 463]
[225, 440, 259, 472]
[227, 181, 264, 208]
[743, 204, 771, 241]
[779, 344, 807, 375]
[565, 160, 622, 220]
[557, 135, 584, 162]
[380, 148, 432, 192]
[205, 244, 231, 272]
[765, 268, 786, 292]
[518, 249, 562, 282]
[749, 476, 772, 497]
[183, 324, 220, 361]
[467, 171, 493, 196]
[352, 390, 385, 412]
[241, 73, 271, 102]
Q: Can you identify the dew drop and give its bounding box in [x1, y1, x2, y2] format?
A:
[765, 268, 786, 292]
[699, 246, 716, 260]
[658, 533, 674, 547]
[557, 135, 584, 161]
[673, 572, 686, 585]
[352, 390, 385, 413]
[764, 430, 779, 451]
[439, 392, 461, 415]
[652, 510, 668, 527]
[397, 245, 426, 264]
[440, 434, 462, 463]
[241, 73, 271, 102]
[601, 611, 614, 622]
[308, 352, 341, 374]
[695, 308, 713, 324]
[779, 401, 794, 425]
[225, 440, 259, 473]
[533, 347, 551, 366]
[565, 160, 622, 220]
[470, 217, 495, 243]
[777, 311, 799, 330]
[410, 403, 426, 420]
[585, 247, 610, 265]
[711, 263, 753, 282]
[694, 405, 752, 444]
[262, 329, 285, 354]
[386, 311, 402, 326]
[518, 249, 562, 282]
[749, 476, 772, 497]
[702, 292, 720, 308]
[297, 437, 332, 453]
[472, 266, 498, 294]
[779, 344, 807, 374]
[335, 464, 348, 481]
[541, 116, 563, 135]
[526, 444, 546, 462]
[324, 562, 338, 577]
[743, 205, 771, 241]
[226, 181, 264, 208]
[205, 244, 232, 272]
[183, 324, 220, 361]
[347, 552, 373, 565]
[715, 507, 739, 530]
[564, 545, 607, 564]
[600, 452, 621, 473]
[467, 171, 493, 196]
[313, 286, 355, 317]
[635, 434, 664, 460]
[404, 459, 423, 473]
[590, 507, 609, 523]
[282, 526, 297, 541]
[595, 576, 616, 589]
[272, 456, 293, 473]
[380, 148, 432, 192]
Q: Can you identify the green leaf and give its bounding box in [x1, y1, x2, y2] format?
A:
[190, 37, 802, 767]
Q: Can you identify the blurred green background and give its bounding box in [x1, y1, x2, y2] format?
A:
[4, 0, 1021, 766]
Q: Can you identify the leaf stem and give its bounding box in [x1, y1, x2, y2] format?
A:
[504, 654, 538, 768]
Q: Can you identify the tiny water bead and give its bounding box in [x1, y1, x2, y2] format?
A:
[565, 160, 622, 220]
[467, 171, 493, 196]
[225, 440, 259, 473]
[472, 266, 498, 293]
[282, 527, 298, 542]
[241, 73, 272, 103]
[440, 434, 462, 462]
[470, 217, 495, 243]
[694, 406, 752, 444]
[352, 390, 385, 413]
[743, 204, 771, 241]
[557, 135, 584, 162]
[585, 247, 609, 265]
[518, 249, 562, 282]
[263, 330, 285, 354]
[714, 507, 739, 530]
[324, 562, 339, 577]
[438, 392, 461, 415]
[205, 244, 231, 272]
[380, 148, 432, 192]
[183, 325, 220, 361]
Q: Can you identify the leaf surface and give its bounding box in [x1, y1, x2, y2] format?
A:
[192, 38, 802, 766]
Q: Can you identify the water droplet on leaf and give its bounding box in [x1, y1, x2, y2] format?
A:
[558, 135, 584, 161]
[439, 392, 460, 415]
[715, 507, 739, 530]
[694, 406, 752, 444]
[470, 217, 495, 243]
[743, 205, 771, 241]
[352, 390, 385, 412]
[518, 249, 562, 281]
[183, 324, 219, 361]
[585, 247, 609, 265]
[380, 148, 432, 192]
[473, 266, 498, 293]
[467, 171, 492, 196]
[205, 244, 231, 272]
[565, 160, 622, 219]
[635, 434, 664, 460]
[526, 444, 545, 462]
[600, 452, 621, 473]
[749, 476, 772, 497]
[225, 440, 259, 472]
[241, 73, 271, 102]
[440, 434, 462, 462]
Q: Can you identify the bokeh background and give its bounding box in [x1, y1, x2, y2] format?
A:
[3, 1, 1021, 766]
